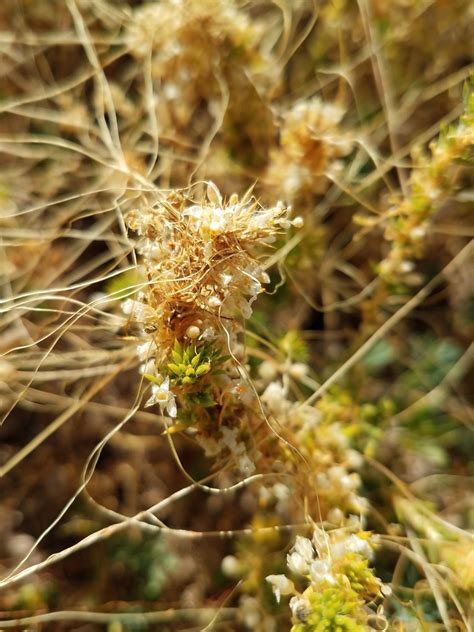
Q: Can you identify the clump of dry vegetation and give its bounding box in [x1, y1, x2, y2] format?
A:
[0, 1, 472, 630]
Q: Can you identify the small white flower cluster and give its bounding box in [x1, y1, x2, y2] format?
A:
[123, 185, 303, 441]
[122, 299, 178, 419]
[287, 401, 371, 519]
[265, 573, 295, 604]
[259, 380, 369, 516]
[125, 185, 296, 331]
[178, 189, 299, 320]
[330, 532, 374, 561]
[282, 99, 353, 164]
[266, 528, 381, 614]
[258, 360, 308, 383]
[259, 482, 291, 515]
[121, 303, 179, 419]
[315, 465, 369, 516]
[136, 340, 157, 372]
[261, 380, 291, 416]
[288, 404, 321, 437]
[127, 0, 260, 64]
[258, 377, 371, 520]
[268, 97, 353, 200]
[184, 196, 294, 242]
[126, 0, 268, 134]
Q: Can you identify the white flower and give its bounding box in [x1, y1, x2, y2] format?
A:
[346, 449, 363, 469]
[293, 536, 314, 563]
[287, 535, 315, 576]
[340, 473, 359, 492]
[238, 453, 256, 476]
[258, 360, 278, 381]
[289, 362, 308, 379]
[140, 239, 162, 260]
[200, 326, 216, 341]
[347, 493, 370, 514]
[327, 507, 344, 526]
[121, 299, 154, 322]
[184, 202, 234, 237]
[309, 559, 335, 585]
[139, 359, 156, 375]
[145, 376, 177, 417]
[265, 574, 294, 603]
[239, 596, 260, 628]
[236, 296, 254, 319]
[221, 555, 241, 578]
[346, 514, 365, 530]
[399, 260, 416, 274]
[261, 381, 289, 415]
[289, 596, 311, 622]
[185, 325, 201, 339]
[287, 551, 310, 576]
[207, 295, 222, 308]
[121, 298, 137, 315]
[273, 483, 290, 500]
[331, 534, 374, 561]
[312, 527, 330, 555]
[137, 340, 156, 362]
[328, 465, 346, 481]
[315, 472, 330, 490]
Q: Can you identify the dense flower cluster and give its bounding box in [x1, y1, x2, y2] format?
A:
[127, 0, 268, 133]
[219, 377, 383, 628]
[124, 183, 295, 363]
[267, 98, 353, 202]
[123, 184, 300, 476]
[267, 529, 387, 631]
[378, 84, 473, 284]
